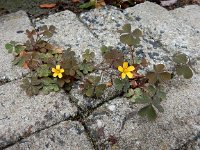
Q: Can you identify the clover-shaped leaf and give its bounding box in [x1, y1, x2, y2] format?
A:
[83, 76, 106, 98]
[101, 45, 113, 54]
[79, 61, 94, 75]
[104, 49, 124, 68]
[119, 24, 142, 46]
[83, 49, 95, 62]
[138, 105, 157, 121]
[36, 64, 51, 77]
[176, 65, 193, 79]
[42, 84, 59, 95]
[114, 78, 130, 93]
[122, 23, 131, 33]
[95, 84, 106, 97]
[173, 53, 188, 64]
[132, 29, 143, 38]
[21, 77, 42, 96]
[146, 64, 171, 84]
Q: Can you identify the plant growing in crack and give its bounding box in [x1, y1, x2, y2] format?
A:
[5, 23, 194, 121]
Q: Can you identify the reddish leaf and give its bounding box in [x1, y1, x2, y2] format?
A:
[23, 62, 29, 69]
[39, 3, 56, 9]
[71, 0, 80, 3]
[106, 82, 113, 87]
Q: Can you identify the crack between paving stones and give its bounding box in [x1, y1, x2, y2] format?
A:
[68, 92, 121, 150]
[2, 90, 119, 150]
[2, 12, 118, 150]
[0, 73, 28, 87]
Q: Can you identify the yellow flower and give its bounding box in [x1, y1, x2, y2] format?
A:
[52, 65, 64, 78]
[118, 62, 135, 79]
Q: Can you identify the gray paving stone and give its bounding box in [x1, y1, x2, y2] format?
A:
[0, 80, 77, 149]
[84, 74, 200, 149]
[171, 5, 200, 30]
[0, 11, 32, 81]
[36, 10, 103, 63]
[124, 2, 200, 57]
[5, 121, 94, 150]
[80, 2, 200, 64]
[79, 6, 128, 47]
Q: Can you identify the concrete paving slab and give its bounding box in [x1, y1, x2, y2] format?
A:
[124, 2, 200, 57]
[85, 73, 200, 149]
[0, 80, 77, 149]
[0, 11, 32, 81]
[83, 61, 200, 150]
[36, 10, 103, 63]
[5, 121, 94, 150]
[80, 2, 200, 64]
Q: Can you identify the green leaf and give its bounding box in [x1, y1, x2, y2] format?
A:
[156, 90, 166, 100]
[86, 87, 95, 97]
[173, 53, 188, 64]
[154, 64, 164, 72]
[135, 93, 151, 104]
[176, 65, 193, 79]
[21, 78, 42, 96]
[88, 76, 101, 84]
[36, 64, 51, 77]
[12, 57, 26, 67]
[138, 105, 157, 121]
[146, 72, 157, 84]
[130, 88, 143, 102]
[101, 45, 108, 54]
[126, 89, 135, 98]
[42, 77, 55, 86]
[122, 24, 131, 33]
[147, 85, 156, 96]
[15, 45, 25, 54]
[132, 29, 142, 37]
[31, 77, 41, 86]
[79, 0, 95, 9]
[83, 49, 95, 62]
[114, 78, 123, 91]
[120, 34, 135, 46]
[42, 84, 59, 95]
[159, 72, 171, 82]
[95, 84, 106, 97]
[5, 43, 14, 53]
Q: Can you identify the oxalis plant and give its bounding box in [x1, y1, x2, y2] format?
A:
[5, 24, 194, 121]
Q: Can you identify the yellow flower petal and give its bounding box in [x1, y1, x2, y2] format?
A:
[126, 72, 133, 78]
[121, 73, 126, 79]
[126, 66, 135, 72]
[58, 73, 63, 78]
[52, 68, 56, 72]
[53, 73, 58, 77]
[118, 66, 123, 72]
[56, 65, 60, 70]
[60, 69, 64, 73]
[123, 62, 128, 69]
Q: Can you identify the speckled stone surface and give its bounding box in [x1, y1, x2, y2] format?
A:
[84, 74, 200, 150]
[36, 10, 103, 64]
[0, 2, 200, 150]
[5, 121, 94, 150]
[80, 2, 200, 65]
[0, 80, 77, 149]
[0, 11, 32, 81]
